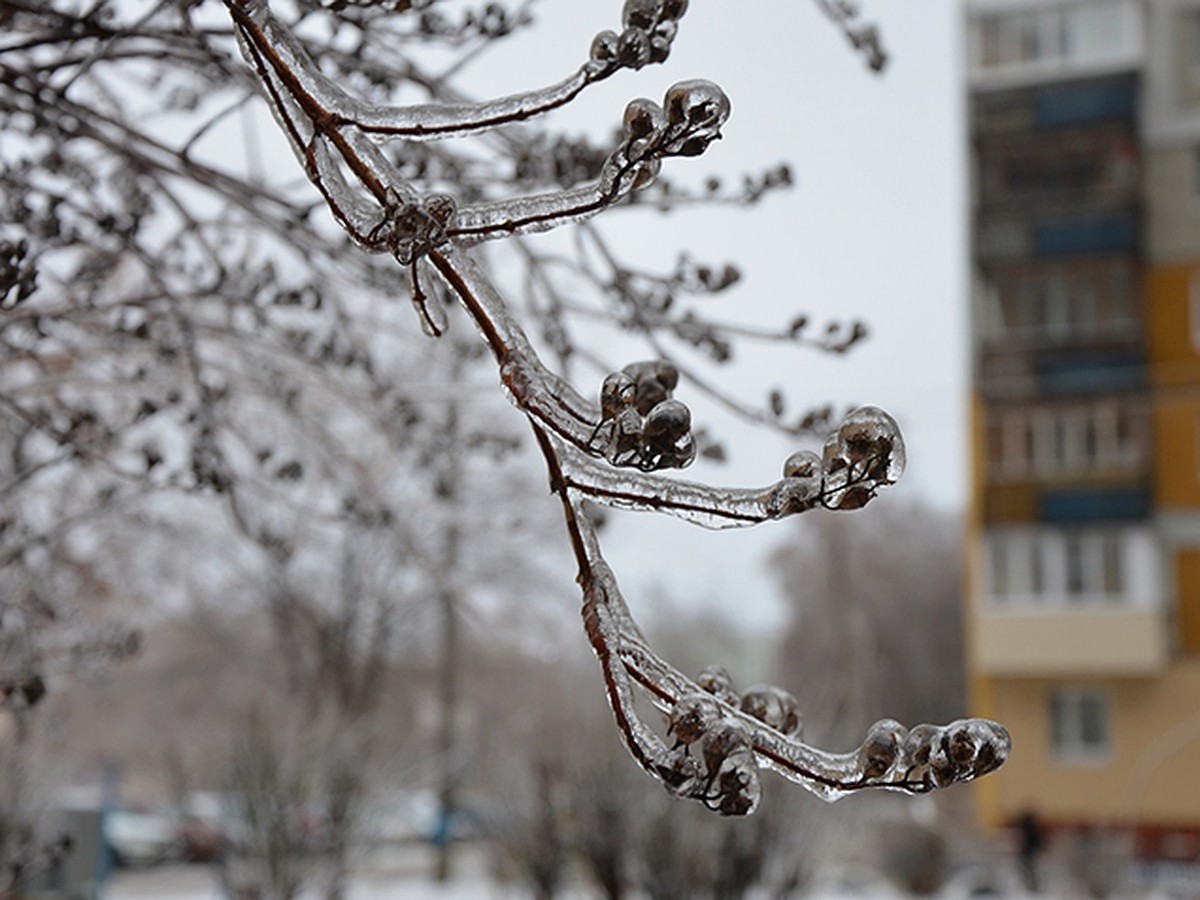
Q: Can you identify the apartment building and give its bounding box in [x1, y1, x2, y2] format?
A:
[965, 0, 1200, 858]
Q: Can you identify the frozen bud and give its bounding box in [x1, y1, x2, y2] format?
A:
[600, 371, 636, 420]
[696, 665, 739, 705]
[609, 407, 645, 462]
[740, 685, 801, 736]
[600, 378, 634, 419]
[642, 399, 691, 454]
[590, 29, 619, 62]
[713, 749, 761, 816]
[617, 27, 652, 69]
[668, 693, 719, 745]
[948, 719, 1011, 779]
[664, 79, 730, 129]
[972, 736, 1005, 778]
[623, 97, 665, 141]
[837, 405, 906, 483]
[654, 19, 678, 43]
[701, 719, 751, 776]
[622, 360, 678, 414]
[623, 0, 663, 30]
[927, 733, 957, 789]
[661, 0, 688, 18]
[783, 449, 821, 480]
[902, 724, 939, 770]
[655, 747, 703, 796]
[820, 429, 867, 510]
[422, 192, 457, 229]
[649, 34, 672, 64]
[859, 718, 906, 781]
[630, 158, 662, 191]
[765, 474, 820, 519]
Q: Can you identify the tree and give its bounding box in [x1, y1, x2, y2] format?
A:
[0, 0, 1008, 844]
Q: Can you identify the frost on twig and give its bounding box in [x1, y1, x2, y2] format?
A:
[226, 0, 1008, 815]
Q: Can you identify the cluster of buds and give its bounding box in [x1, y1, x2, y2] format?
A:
[768, 405, 906, 517]
[854, 717, 1009, 791]
[599, 79, 731, 196]
[661, 694, 762, 816]
[590, 0, 690, 72]
[653, 666, 803, 817]
[366, 187, 457, 266]
[590, 360, 695, 470]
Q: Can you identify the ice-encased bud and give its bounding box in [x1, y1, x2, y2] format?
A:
[642, 399, 691, 454]
[630, 158, 662, 191]
[945, 719, 1011, 781]
[664, 79, 730, 128]
[696, 664, 739, 706]
[662, 0, 688, 18]
[591, 29, 619, 62]
[859, 718, 906, 781]
[623, 97, 665, 140]
[600, 371, 636, 420]
[423, 192, 457, 233]
[740, 685, 801, 736]
[701, 718, 751, 776]
[765, 469, 821, 518]
[837, 405, 905, 483]
[649, 33, 671, 64]
[623, 0, 663, 30]
[668, 693, 720, 745]
[655, 746, 703, 796]
[820, 405, 906, 510]
[622, 360, 678, 414]
[713, 749, 761, 816]
[783, 449, 821, 479]
[617, 27, 652, 68]
[902, 724, 939, 770]
[661, 80, 731, 157]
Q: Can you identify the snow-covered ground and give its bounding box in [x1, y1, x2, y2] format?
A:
[104, 841, 1196, 900]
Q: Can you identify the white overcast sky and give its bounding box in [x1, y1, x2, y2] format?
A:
[449, 1, 969, 627]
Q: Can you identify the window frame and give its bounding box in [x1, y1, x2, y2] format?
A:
[1050, 688, 1111, 763]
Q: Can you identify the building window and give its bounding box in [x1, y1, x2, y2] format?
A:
[985, 528, 1131, 606]
[972, 2, 1133, 73]
[981, 258, 1136, 346]
[1050, 689, 1110, 761]
[987, 399, 1145, 481]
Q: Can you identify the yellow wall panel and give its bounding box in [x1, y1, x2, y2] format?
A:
[1177, 550, 1200, 656]
[1153, 398, 1200, 508]
[1148, 265, 1200, 387]
[988, 668, 1200, 830]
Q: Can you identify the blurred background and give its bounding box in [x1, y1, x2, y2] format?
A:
[2, 0, 1200, 897]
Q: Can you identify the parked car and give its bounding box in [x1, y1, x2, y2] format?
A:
[103, 807, 180, 867]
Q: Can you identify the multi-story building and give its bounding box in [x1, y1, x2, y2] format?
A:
[965, 0, 1200, 859]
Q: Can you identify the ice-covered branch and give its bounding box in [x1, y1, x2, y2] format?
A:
[224, 0, 1010, 817]
[533, 436, 1008, 815]
[227, 0, 690, 142]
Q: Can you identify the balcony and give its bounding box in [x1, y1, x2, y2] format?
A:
[973, 606, 1168, 676]
[975, 524, 1167, 674]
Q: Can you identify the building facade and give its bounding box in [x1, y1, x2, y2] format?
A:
[965, 0, 1200, 857]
